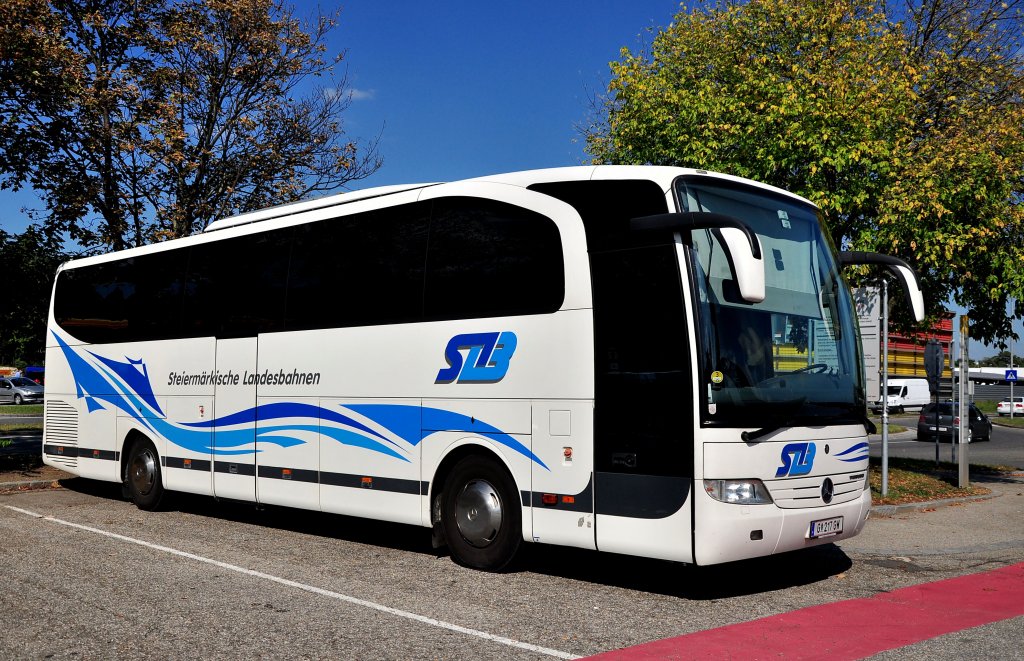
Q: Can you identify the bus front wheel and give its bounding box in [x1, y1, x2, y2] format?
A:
[125, 438, 165, 511]
[441, 455, 521, 571]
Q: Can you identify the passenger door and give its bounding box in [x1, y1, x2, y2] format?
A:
[212, 337, 258, 501]
[590, 242, 695, 562]
[185, 227, 291, 504]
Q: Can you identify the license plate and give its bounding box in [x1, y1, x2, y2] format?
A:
[928, 426, 948, 432]
[809, 516, 843, 538]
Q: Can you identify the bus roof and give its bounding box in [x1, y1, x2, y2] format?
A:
[203, 183, 439, 233]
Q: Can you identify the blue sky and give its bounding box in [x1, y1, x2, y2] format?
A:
[331, 1, 680, 188]
[0, 0, 1015, 357]
[0, 0, 680, 231]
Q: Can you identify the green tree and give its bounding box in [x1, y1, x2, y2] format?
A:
[0, 0, 381, 250]
[0, 226, 67, 366]
[586, 0, 1024, 344]
[977, 350, 1012, 367]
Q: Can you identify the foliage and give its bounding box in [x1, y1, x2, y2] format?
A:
[869, 456, 990, 505]
[0, 0, 381, 250]
[0, 227, 66, 366]
[587, 0, 1024, 344]
[974, 350, 1017, 367]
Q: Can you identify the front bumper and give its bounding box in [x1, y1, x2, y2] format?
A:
[694, 488, 872, 565]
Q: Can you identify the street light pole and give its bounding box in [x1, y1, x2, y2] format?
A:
[881, 280, 889, 497]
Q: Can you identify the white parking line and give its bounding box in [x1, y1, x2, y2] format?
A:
[4, 505, 579, 660]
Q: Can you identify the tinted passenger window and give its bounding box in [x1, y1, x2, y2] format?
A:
[424, 198, 563, 319]
[286, 203, 430, 330]
[183, 229, 291, 338]
[54, 250, 188, 344]
[591, 245, 692, 477]
[528, 180, 668, 252]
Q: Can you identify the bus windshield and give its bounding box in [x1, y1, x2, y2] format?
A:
[675, 177, 865, 427]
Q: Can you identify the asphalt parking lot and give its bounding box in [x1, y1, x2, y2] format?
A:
[2, 467, 1022, 659]
[3, 409, 1023, 659]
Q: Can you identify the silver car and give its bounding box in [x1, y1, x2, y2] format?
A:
[0, 377, 44, 405]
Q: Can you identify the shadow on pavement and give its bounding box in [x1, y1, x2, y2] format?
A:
[58, 476, 853, 599]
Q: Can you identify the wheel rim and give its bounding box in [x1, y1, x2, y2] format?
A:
[455, 478, 503, 548]
[130, 447, 157, 496]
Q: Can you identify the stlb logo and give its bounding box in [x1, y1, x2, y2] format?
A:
[435, 332, 518, 384]
[776, 442, 816, 478]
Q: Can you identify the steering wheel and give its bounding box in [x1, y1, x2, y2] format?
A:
[793, 363, 829, 374]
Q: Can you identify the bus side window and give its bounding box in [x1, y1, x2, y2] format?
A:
[424, 197, 563, 321]
[183, 228, 291, 338]
[286, 203, 430, 331]
[54, 250, 188, 344]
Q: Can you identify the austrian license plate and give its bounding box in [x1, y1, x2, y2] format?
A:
[927, 426, 948, 432]
[809, 516, 843, 539]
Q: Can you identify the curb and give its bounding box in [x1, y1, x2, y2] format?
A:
[870, 491, 998, 516]
[0, 478, 65, 492]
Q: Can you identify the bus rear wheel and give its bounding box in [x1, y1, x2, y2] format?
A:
[441, 455, 521, 571]
[126, 438, 165, 511]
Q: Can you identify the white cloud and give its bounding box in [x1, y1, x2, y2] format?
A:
[348, 88, 376, 101]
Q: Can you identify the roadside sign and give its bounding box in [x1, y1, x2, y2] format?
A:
[924, 340, 944, 394]
[1007, 369, 1018, 382]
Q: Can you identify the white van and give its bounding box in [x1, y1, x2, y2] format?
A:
[873, 378, 931, 413]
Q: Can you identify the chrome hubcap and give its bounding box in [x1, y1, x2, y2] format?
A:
[130, 449, 157, 496]
[455, 479, 502, 548]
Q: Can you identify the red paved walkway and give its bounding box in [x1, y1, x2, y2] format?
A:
[588, 562, 1024, 660]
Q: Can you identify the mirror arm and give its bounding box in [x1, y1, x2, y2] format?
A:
[838, 251, 925, 323]
[630, 212, 762, 260]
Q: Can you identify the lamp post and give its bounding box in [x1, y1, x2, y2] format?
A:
[881, 280, 889, 497]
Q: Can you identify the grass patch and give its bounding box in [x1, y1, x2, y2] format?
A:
[976, 400, 998, 414]
[869, 456, 997, 505]
[0, 404, 43, 416]
[992, 414, 1024, 428]
[0, 423, 42, 433]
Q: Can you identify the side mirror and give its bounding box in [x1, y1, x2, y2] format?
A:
[838, 251, 925, 322]
[631, 212, 765, 303]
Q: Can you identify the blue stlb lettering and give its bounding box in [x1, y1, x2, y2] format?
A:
[435, 332, 518, 384]
[776, 442, 816, 477]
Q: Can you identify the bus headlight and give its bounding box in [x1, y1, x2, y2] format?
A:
[703, 479, 773, 504]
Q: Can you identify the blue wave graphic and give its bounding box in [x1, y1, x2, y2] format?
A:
[88, 350, 164, 416]
[348, 403, 549, 470]
[53, 333, 542, 470]
[835, 441, 869, 463]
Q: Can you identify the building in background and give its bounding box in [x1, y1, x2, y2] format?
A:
[855, 287, 953, 401]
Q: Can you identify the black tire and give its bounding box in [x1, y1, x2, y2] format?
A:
[13, 394, 22, 405]
[441, 455, 521, 571]
[125, 438, 165, 511]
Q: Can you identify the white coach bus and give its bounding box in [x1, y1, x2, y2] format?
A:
[43, 166, 923, 570]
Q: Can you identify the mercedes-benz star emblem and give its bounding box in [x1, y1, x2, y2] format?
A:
[821, 477, 834, 504]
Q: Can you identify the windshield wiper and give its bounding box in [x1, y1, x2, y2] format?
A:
[740, 397, 807, 442]
[740, 402, 874, 442]
[741, 420, 797, 442]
